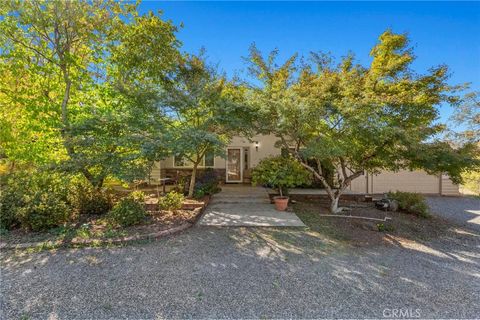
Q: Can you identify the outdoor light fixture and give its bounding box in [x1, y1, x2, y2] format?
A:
[255, 141, 259, 151]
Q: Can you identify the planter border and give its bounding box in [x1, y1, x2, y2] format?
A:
[0, 196, 211, 251]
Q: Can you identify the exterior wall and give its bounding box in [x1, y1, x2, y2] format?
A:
[440, 174, 461, 196]
[348, 174, 368, 193]
[151, 134, 460, 195]
[159, 134, 281, 172]
[348, 170, 460, 195]
[371, 170, 440, 194]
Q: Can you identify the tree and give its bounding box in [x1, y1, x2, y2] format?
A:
[246, 31, 479, 213]
[449, 92, 480, 194]
[0, 1, 180, 188]
[162, 52, 253, 197]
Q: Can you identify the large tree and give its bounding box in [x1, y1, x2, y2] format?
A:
[162, 52, 253, 197]
[0, 0, 180, 188]
[246, 31, 479, 213]
[449, 92, 480, 194]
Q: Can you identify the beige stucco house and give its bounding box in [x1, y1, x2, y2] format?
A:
[150, 134, 460, 196]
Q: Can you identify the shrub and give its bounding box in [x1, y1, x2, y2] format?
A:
[194, 169, 221, 199]
[387, 191, 430, 218]
[70, 181, 113, 215]
[159, 191, 184, 211]
[377, 223, 395, 232]
[129, 190, 145, 202]
[107, 196, 146, 227]
[252, 156, 311, 196]
[0, 171, 75, 231]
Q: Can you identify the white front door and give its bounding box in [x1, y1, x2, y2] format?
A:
[226, 148, 243, 183]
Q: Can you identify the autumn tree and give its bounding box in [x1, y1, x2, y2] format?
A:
[246, 31, 479, 213]
[162, 52, 253, 197]
[0, 0, 180, 188]
[449, 92, 480, 194]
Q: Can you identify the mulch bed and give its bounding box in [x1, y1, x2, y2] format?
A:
[0, 196, 210, 250]
[293, 200, 457, 247]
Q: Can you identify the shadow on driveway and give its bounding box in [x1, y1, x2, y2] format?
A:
[427, 196, 480, 232]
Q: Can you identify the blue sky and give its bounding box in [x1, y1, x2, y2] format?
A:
[140, 1, 480, 124]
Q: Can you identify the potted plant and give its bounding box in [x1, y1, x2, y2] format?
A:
[252, 156, 311, 211]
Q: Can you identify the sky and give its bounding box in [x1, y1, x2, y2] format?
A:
[139, 1, 480, 125]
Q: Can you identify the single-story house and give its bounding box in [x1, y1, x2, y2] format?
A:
[150, 134, 460, 196]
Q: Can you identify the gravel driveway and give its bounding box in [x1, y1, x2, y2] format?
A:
[427, 196, 480, 232]
[1, 224, 479, 319]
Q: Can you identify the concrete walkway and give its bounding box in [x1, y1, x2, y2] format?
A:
[198, 185, 306, 227]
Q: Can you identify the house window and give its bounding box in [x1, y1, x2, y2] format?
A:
[174, 150, 215, 167]
[174, 155, 190, 167]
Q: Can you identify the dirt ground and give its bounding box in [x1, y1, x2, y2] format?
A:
[293, 200, 457, 247]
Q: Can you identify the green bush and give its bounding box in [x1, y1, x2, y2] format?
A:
[70, 181, 113, 215]
[193, 169, 221, 199]
[129, 190, 145, 202]
[159, 191, 184, 211]
[252, 156, 311, 196]
[107, 196, 146, 227]
[377, 223, 395, 232]
[0, 171, 75, 231]
[387, 191, 430, 218]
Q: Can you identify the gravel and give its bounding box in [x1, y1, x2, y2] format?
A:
[1, 225, 479, 319]
[427, 196, 480, 232]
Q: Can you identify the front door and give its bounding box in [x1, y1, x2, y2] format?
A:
[226, 148, 242, 183]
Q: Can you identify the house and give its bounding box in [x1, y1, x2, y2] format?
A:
[150, 134, 460, 196]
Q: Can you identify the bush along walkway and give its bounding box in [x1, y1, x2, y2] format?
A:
[0, 197, 210, 251]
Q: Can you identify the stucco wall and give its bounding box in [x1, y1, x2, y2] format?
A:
[348, 170, 459, 195]
[153, 134, 459, 195]
[159, 134, 281, 170]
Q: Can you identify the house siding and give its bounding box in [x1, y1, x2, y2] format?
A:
[151, 134, 460, 195]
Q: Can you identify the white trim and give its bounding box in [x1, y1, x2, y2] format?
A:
[226, 147, 243, 183]
[172, 152, 215, 169]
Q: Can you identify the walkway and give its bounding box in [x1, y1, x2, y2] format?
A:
[198, 185, 306, 227]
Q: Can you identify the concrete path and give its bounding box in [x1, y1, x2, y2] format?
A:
[198, 185, 306, 227]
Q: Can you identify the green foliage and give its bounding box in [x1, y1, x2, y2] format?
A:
[130, 191, 146, 202]
[163, 52, 255, 197]
[449, 92, 480, 144]
[245, 30, 479, 212]
[462, 169, 480, 195]
[252, 156, 311, 196]
[107, 197, 146, 228]
[159, 191, 185, 211]
[377, 223, 395, 232]
[193, 169, 221, 199]
[387, 191, 430, 218]
[0, 1, 180, 188]
[70, 182, 113, 215]
[0, 171, 75, 231]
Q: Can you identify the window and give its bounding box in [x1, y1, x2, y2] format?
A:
[174, 155, 190, 167]
[174, 150, 215, 167]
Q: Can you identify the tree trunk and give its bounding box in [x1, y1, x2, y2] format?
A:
[330, 196, 340, 214]
[188, 162, 198, 198]
[279, 186, 283, 197]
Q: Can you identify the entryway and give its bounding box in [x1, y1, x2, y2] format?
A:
[225, 147, 251, 183]
[198, 185, 306, 227]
